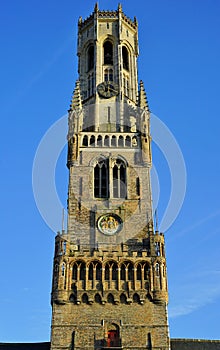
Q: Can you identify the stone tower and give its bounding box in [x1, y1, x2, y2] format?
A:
[50, 4, 170, 350]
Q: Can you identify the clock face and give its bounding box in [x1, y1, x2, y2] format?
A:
[97, 214, 123, 236]
[97, 82, 119, 98]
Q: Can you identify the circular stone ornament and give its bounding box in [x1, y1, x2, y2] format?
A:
[97, 214, 123, 236]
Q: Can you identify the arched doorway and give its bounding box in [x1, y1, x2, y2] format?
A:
[107, 330, 120, 347]
[106, 323, 120, 348]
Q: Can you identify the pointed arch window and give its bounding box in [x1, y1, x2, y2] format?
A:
[104, 41, 113, 65]
[94, 157, 127, 199]
[94, 159, 109, 198]
[88, 45, 94, 71]
[122, 46, 129, 70]
[113, 159, 126, 198]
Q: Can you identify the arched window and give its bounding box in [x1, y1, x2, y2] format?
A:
[122, 46, 129, 70]
[118, 136, 124, 147]
[80, 262, 86, 280]
[72, 264, 77, 280]
[113, 159, 126, 198]
[105, 264, 110, 280]
[128, 263, 134, 281]
[125, 136, 131, 147]
[88, 45, 94, 71]
[107, 293, 114, 304]
[104, 41, 113, 65]
[120, 293, 127, 304]
[90, 135, 95, 146]
[112, 263, 118, 281]
[88, 264, 93, 280]
[94, 159, 109, 198]
[95, 293, 102, 304]
[97, 135, 102, 147]
[82, 135, 88, 146]
[137, 264, 142, 280]
[104, 135, 110, 147]
[82, 293, 89, 304]
[120, 264, 126, 280]
[133, 293, 140, 303]
[96, 263, 102, 280]
[111, 135, 117, 147]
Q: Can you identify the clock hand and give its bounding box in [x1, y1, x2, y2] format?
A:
[108, 86, 118, 93]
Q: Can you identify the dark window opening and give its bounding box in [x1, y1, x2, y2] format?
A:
[104, 41, 113, 65]
[94, 160, 108, 198]
[82, 293, 89, 304]
[125, 136, 131, 147]
[95, 293, 102, 304]
[122, 46, 129, 70]
[112, 263, 118, 280]
[88, 264, 93, 280]
[137, 264, 142, 280]
[72, 264, 77, 280]
[120, 293, 127, 304]
[105, 264, 110, 280]
[107, 293, 114, 304]
[96, 263, 102, 280]
[104, 135, 110, 147]
[128, 263, 134, 281]
[80, 263, 86, 280]
[111, 135, 117, 147]
[133, 293, 140, 303]
[90, 135, 95, 146]
[120, 265, 126, 280]
[88, 45, 94, 71]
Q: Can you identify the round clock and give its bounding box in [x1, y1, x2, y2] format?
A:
[97, 82, 119, 98]
[97, 214, 123, 236]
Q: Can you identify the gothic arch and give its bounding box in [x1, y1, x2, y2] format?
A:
[103, 40, 113, 65]
[107, 293, 114, 304]
[94, 293, 102, 304]
[87, 44, 94, 71]
[122, 46, 129, 71]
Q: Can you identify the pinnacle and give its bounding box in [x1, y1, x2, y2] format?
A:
[138, 80, 149, 110]
[70, 80, 82, 111]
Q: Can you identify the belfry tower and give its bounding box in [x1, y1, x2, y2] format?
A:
[50, 4, 170, 350]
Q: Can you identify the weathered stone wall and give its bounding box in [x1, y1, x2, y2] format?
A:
[50, 300, 169, 350]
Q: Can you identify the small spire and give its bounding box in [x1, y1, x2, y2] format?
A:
[94, 2, 99, 12]
[70, 80, 82, 111]
[138, 80, 149, 110]
[118, 3, 122, 12]
[78, 16, 82, 26]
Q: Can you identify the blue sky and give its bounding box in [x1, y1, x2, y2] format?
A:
[1, 0, 220, 343]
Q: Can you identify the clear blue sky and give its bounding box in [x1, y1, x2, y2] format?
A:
[1, 0, 220, 343]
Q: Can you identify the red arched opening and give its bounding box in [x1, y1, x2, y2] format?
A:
[107, 329, 120, 347]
